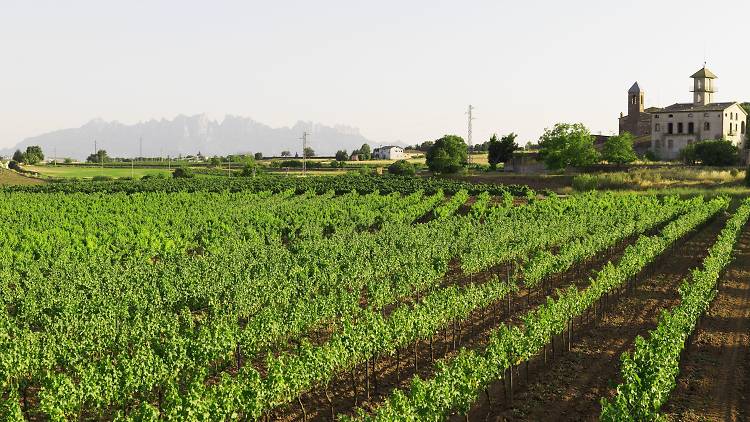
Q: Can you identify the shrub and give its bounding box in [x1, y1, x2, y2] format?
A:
[683, 140, 738, 166]
[387, 160, 416, 176]
[538, 123, 599, 170]
[572, 174, 599, 191]
[92, 175, 113, 182]
[172, 167, 194, 178]
[602, 132, 637, 164]
[644, 150, 658, 161]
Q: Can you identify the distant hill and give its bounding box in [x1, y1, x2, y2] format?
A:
[2, 114, 374, 160]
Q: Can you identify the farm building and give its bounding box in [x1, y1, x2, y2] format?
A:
[372, 146, 405, 160]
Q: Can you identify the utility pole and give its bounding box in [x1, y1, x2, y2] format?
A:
[466, 105, 476, 165]
[300, 131, 310, 176]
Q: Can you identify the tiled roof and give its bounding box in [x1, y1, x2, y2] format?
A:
[652, 102, 738, 113]
[691, 67, 718, 79]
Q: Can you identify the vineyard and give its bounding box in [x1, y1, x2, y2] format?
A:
[1, 176, 749, 421]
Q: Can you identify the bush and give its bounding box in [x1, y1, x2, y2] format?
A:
[644, 150, 658, 161]
[142, 173, 167, 180]
[92, 175, 113, 182]
[572, 174, 599, 191]
[172, 167, 194, 178]
[387, 160, 416, 176]
[682, 140, 738, 166]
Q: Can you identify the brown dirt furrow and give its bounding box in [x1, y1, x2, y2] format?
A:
[660, 222, 750, 422]
[462, 213, 727, 422]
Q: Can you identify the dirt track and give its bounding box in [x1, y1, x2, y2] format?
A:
[461, 213, 727, 421]
[661, 222, 750, 422]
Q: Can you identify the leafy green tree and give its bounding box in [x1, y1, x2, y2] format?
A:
[303, 147, 315, 158]
[426, 135, 468, 173]
[86, 150, 109, 164]
[335, 150, 348, 161]
[358, 144, 371, 160]
[254, 152, 263, 160]
[419, 141, 434, 152]
[24, 146, 44, 164]
[209, 156, 222, 167]
[602, 132, 637, 164]
[280, 150, 291, 157]
[488, 133, 518, 169]
[388, 159, 416, 176]
[12, 149, 24, 163]
[538, 123, 599, 170]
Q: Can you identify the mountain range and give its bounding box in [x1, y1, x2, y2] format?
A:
[2, 114, 375, 160]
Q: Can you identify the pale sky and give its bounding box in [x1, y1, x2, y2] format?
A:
[2, 0, 749, 149]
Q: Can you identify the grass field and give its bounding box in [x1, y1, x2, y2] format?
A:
[26, 165, 172, 179]
[0, 168, 45, 185]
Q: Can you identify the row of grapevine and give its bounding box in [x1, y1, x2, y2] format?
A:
[187, 194, 687, 419]
[344, 197, 727, 421]
[0, 191, 689, 420]
[3, 174, 535, 197]
[600, 198, 750, 421]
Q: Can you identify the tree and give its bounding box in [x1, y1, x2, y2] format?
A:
[426, 135, 468, 174]
[24, 146, 44, 164]
[280, 150, 291, 157]
[488, 133, 518, 169]
[240, 162, 258, 177]
[335, 150, 349, 161]
[86, 150, 109, 164]
[682, 140, 738, 166]
[388, 159, 416, 176]
[254, 152, 263, 160]
[12, 150, 24, 163]
[172, 167, 194, 178]
[538, 123, 599, 170]
[358, 144, 371, 160]
[303, 147, 315, 158]
[602, 132, 637, 164]
[209, 156, 222, 167]
[419, 141, 434, 152]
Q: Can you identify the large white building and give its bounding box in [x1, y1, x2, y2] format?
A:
[650, 67, 747, 160]
[372, 146, 405, 160]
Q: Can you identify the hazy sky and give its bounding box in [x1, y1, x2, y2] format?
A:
[2, 0, 749, 149]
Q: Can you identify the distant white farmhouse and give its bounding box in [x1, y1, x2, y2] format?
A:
[372, 146, 405, 160]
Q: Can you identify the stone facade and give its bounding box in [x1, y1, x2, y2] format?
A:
[619, 67, 748, 161]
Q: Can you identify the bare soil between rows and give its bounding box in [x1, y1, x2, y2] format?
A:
[457, 212, 728, 422]
[660, 222, 750, 422]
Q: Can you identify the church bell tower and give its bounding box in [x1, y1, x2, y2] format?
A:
[628, 82, 644, 116]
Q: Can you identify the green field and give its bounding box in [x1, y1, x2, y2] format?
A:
[26, 165, 172, 179]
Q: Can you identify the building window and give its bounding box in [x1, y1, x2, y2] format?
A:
[668, 139, 674, 149]
[655, 123, 661, 132]
[669, 114, 674, 118]
[688, 122, 694, 134]
[704, 122, 711, 131]
[655, 115, 660, 119]
[678, 122, 684, 133]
